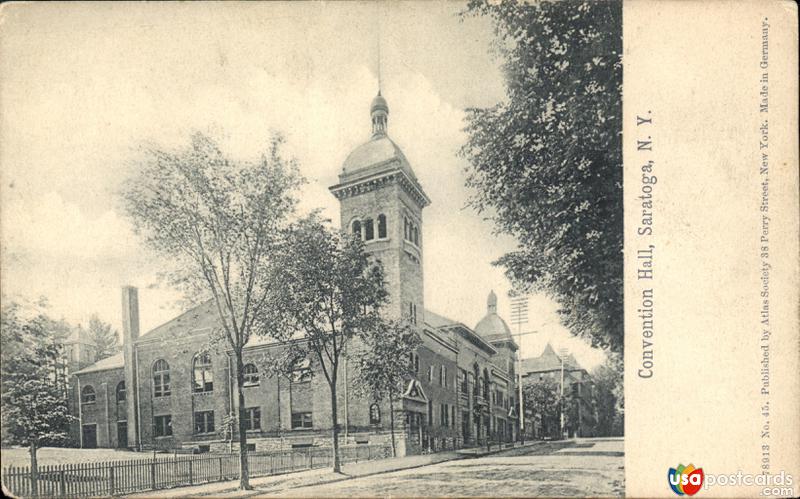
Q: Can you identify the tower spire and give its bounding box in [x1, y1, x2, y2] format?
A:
[377, 7, 382, 95]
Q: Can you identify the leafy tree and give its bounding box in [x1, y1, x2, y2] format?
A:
[265, 215, 389, 473]
[87, 314, 120, 361]
[121, 132, 303, 490]
[522, 378, 561, 439]
[354, 320, 421, 457]
[461, 0, 623, 352]
[1, 301, 74, 493]
[591, 351, 623, 436]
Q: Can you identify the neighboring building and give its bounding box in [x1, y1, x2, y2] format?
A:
[520, 343, 597, 439]
[70, 91, 519, 454]
[63, 325, 96, 373]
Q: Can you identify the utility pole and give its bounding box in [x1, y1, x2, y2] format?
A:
[558, 347, 569, 439]
[509, 294, 529, 445]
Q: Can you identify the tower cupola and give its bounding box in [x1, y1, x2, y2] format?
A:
[371, 91, 389, 137]
[487, 290, 498, 314]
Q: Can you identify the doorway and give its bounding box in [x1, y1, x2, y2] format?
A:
[82, 424, 97, 449]
[117, 421, 128, 448]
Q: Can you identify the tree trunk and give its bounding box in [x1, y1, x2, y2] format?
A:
[330, 381, 341, 473]
[235, 354, 251, 490]
[29, 440, 38, 497]
[388, 392, 396, 458]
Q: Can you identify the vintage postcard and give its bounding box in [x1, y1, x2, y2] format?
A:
[0, 1, 797, 498]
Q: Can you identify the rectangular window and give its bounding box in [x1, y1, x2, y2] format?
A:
[427, 400, 433, 425]
[291, 412, 313, 429]
[154, 373, 170, 397]
[428, 365, 434, 383]
[194, 411, 215, 434]
[377, 215, 387, 239]
[154, 415, 172, 437]
[440, 366, 447, 387]
[408, 352, 420, 374]
[244, 407, 261, 431]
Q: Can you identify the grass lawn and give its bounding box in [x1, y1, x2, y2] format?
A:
[1, 447, 176, 469]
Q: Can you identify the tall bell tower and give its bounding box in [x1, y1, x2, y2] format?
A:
[329, 92, 430, 322]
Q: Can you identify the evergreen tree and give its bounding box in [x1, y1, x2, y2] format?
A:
[87, 314, 120, 361]
[1, 301, 74, 492]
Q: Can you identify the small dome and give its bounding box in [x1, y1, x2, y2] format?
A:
[475, 313, 513, 341]
[371, 93, 389, 114]
[474, 290, 515, 344]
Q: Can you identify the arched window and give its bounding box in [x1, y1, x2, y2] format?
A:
[369, 403, 381, 425]
[377, 214, 387, 239]
[153, 359, 171, 397]
[193, 352, 214, 393]
[364, 218, 374, 241]
[243, 363, 259, 386]
[352, 220, 362, 240]
[116, 381, 126, 402]
[81, 385, 96, 404]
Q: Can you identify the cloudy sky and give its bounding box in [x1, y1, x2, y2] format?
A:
[0, 2, 605, 368]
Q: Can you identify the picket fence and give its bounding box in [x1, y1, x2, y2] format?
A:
[2, 444, 391, 497]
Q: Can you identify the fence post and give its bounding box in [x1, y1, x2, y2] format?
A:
[59, 466, 66, 497]
[109, 464, 116, 496]
[150, 461, 156, 490]
[188, 458, 193, 485]
[218, 457, 223, 481]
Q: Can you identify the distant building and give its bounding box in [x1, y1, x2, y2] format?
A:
[520, 343, 597, 438]
[63, 325, 96, 373]
[69, 91, 519, 454]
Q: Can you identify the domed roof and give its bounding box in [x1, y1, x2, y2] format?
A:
[475, 313, 513, 340]
[342, 136, 416, 180]
[474, 290, 515, 343]
[340, 91, 417, 182]
[371, 93, 388, 113]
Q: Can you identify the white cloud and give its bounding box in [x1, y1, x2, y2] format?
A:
[0, 2, 608, 369]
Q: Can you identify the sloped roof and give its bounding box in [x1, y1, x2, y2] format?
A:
[136, 300, 220, 344]
[72, 352, 124, 375]
[424, 309, 457, 329]
[425, 308, 496, 355]
[520, 343, 582, 373]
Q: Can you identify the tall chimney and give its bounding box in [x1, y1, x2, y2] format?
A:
[121, 286, 140, 449]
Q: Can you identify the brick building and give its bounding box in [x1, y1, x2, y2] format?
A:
[70, 91, 519, 455]
[520, 343, 597, 439]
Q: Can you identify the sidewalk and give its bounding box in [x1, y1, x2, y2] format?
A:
[129, 443, 538, 498]
[129, 450, 461, 498]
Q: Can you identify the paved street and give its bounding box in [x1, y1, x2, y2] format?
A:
[259, 438, 624, 497]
